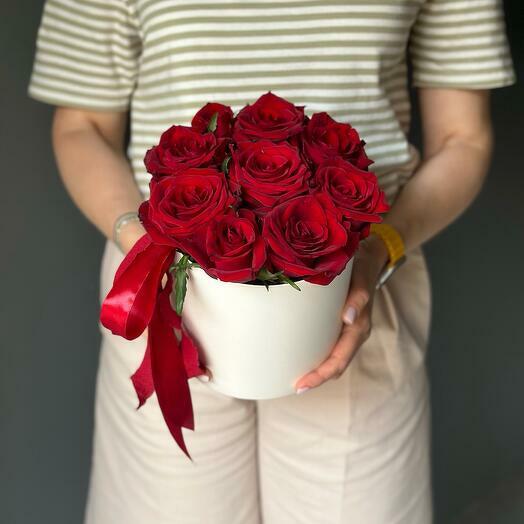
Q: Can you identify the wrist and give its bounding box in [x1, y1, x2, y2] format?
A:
[113, 212, 145, 253]
[118, 220, 146, 254]
[367, 222, 407, 289]
[360, 233, 390, 275]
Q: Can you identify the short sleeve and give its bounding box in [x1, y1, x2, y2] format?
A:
[409, 0, 516, 89]
[27, 0, 141, 111]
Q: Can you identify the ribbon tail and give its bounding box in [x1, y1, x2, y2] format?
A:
[100, 234, 174, 340]
[150, 276, 195, 459]
[181, 327, 207, 379]
[166, 425, 191, 460]
[130, 337, 154, 409]
[158, 273, 206, 380]
[158, 272, 182, 329]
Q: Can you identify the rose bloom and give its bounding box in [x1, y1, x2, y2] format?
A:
[191, 102, 234, 139]
[139, 167, 235, 248]
[313, 157, 389, 225]
[144, 125, 220, 176]
[263, 192, 358, 285]
[198, 209, 267, 282]
[302, 112, 372, 170]
[232, 92, 305, 143]
[229, 140, 310, 214]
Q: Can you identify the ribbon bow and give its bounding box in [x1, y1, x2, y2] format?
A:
[100, 234, 206, 459]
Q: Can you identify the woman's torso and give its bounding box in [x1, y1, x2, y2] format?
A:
[128, 0, 425, 200]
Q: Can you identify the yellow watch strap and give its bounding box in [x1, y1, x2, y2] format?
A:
[369, 223, 405, 268]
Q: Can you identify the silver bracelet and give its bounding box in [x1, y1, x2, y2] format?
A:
[113, 211, 140, 253]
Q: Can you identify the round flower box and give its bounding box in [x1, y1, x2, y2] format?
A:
[100, 92, 390, 455]
[179, 259, 353, 399]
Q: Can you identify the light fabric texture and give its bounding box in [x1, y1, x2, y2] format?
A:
[26, 1, 515, 522]
[27, 0, 515, 203]
[86, 239, 433, 524]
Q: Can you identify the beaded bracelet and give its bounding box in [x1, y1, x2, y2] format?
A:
[113, 211, 140, 253]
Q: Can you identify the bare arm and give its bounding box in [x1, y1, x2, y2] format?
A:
[52, 107, 145, 253]
[386, 88, 493, 251]
[296, 88, 494, 392]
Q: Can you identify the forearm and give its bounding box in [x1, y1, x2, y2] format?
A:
[381, 87, 494, 253]
[385, 136, 492, 253]
[52, 111, 145, 251]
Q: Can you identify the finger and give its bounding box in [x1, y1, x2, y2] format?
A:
[197, 367, 213, 383]
[341, 259, 376, 325]
[342, 286, 371, 325]
[295, 327, 362, 391]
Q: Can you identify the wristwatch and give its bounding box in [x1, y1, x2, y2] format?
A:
[369, 223, 406, 289]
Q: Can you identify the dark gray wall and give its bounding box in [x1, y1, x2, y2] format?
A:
[2, 2, 523, 523]
[424, 81, 524, 523]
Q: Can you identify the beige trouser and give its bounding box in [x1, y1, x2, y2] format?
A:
[84, 240, 433, 524]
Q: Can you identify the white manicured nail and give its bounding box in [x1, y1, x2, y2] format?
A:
[197, 374, 210, 383]
[296, 387, 310, 395]
[343, 306, 357, 325]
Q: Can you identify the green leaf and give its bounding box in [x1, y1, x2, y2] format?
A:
[256, 268, 300, 291]
[174, 269, 187, 315]
[173, 254, 189, 315]
[207, 112, 219, 133]
[257, 267, 282, 281]
[256, 268, 272, 281]
[278, 273, 301, 291]
[221, 155, 231, 175]
[256, 268, 282, 282]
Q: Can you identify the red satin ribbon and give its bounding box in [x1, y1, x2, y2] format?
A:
[100, 234, 206, 459]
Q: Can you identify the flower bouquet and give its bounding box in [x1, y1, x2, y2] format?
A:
[100, 92, 389, 457]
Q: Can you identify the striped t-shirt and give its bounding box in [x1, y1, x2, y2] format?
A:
[28, 0, 515, 202]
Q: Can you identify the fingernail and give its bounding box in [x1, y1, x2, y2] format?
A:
[197, 374, 210, 383]
[296, 387, 310, 395]
[343, 306, 357, 325]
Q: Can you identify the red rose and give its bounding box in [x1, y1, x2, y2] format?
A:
[232, 92, 305, 143]
[144, 125, 220, 176]
[228, 140, 310, 214]
[262, 193, 355, 285]
[313, 158, 389, 225]
[139, 167, 235, 247]
[191, 102, 234, 139]
[198, 209, 266, 282]
[302, 112, 372, 170]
